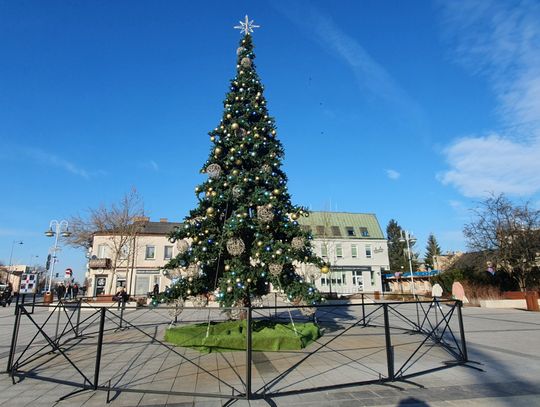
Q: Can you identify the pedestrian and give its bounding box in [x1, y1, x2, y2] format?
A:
[152, 283, 159, 297]
[81, 285, 87, 297]
[56, 283, 66, 302]
[73, 283, 79, 299]
[114, 287, 129, 310]
[66, 283, 73, 300]
[6, 282, 13, 306]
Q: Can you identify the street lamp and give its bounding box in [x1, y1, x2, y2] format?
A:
[44, 220, 71, 292]
[399, 230, 417, 295]
[7, 240, 24, 283]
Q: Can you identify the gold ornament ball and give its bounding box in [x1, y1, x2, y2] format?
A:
[236, 278, 241, 283]
[188, 277, 193, 282]
[225, 265, 231, 271]
[215, 147, 222, 155]
[291, 213, 299, 220]
[210, 136, 215, 142]
[257, 241, 263, 247]
[227, 286, 233, 293]
[235, 159, 242, 165]
[206, 207, 215, 214]
[254, 133, 260, 138]
[231, 123, 239, 130]
[273, 189, 280, 195]
[247, 278, 252, 283]
[211, 191, 217, 197]
[232, 169, 239, 176]
[276, 249, 282, 255]
[226, 113, 232, 119]
[321, 265, 330, 274]
[187, 289, 192, 295]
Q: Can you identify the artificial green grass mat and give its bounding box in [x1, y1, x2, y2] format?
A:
[164, 320, 321, 353]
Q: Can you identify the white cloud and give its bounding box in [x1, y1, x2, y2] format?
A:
[438, 0, 540, 197]
[274, 2, 426, 126]
[438, 134, 540, 197]
[23, 148, 104, 179]
[385, 169, 401, 180]
[140, 160, 159, 172]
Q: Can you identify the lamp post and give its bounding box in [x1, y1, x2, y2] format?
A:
[399, 230, 417, 295]
[7, 240, 24, 284]
[44, 220, 71, 292]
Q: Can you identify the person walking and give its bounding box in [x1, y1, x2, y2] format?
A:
[114, 287, 129, 311]
[73, 283, 79, 299]
[56, 283, 66, 302]
[152, 283, 159, 297]
[66, 283, 73, 300]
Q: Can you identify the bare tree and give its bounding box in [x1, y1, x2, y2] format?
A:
[64, 188, 145, 294]
[463, 193, 540, 291]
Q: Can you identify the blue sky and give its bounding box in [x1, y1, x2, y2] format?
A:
[2, 0, 540, 282]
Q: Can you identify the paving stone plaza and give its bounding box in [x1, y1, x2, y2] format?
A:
[1, 299, 539, 406]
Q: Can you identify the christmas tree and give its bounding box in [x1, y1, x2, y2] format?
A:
[164, 17, 324, 309]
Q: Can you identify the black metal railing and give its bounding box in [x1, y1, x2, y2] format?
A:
[5, 296, 468, 402]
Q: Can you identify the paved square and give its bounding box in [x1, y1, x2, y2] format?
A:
[1, 301, 539, 406]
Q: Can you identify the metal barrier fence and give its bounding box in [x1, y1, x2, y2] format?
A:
[5, 296, 468, 402]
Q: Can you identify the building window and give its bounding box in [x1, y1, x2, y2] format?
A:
[365, 245, 372, 259]
[320, 278, 326, 286]
[352, 270, 363, 287]
[145, 245, 156, 260]
[316, 225, 326, 235]
[120, 244, 130, 260]
[342, 273, 346, 285]
[135, 275, 150, 295]
[116, 278, 126, 288]
[164, 245, 173, 260]
[371, 270, 376, 285]
[336, 244, 343, 258]
[97, 244, 108, 259]
[351, 245, 358, 258]
[321, 244, 328, 257]
[360, 227, 369, 237]
[346, 227, 355, 236]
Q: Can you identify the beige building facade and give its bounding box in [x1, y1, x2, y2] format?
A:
[297, 212, 389, 294]
[86, 212, 390, 297]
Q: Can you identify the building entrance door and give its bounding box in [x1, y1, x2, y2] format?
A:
[95, 276, 107, 296]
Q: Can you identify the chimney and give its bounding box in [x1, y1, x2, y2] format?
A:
[159, 218, 168, 223]
[133, 216, 150, 224]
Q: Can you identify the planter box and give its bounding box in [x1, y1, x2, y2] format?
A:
[479, 298, 540, 310]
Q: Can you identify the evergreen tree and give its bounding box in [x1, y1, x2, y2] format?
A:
[386, 219, 407, 272]
[386, 219, 419, 272]
[424, 233, 441, 270]
[165, 30, 323, 308]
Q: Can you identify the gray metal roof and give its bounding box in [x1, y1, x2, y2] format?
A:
[137, 221, 183, 235]
[297, 211, 385, 239]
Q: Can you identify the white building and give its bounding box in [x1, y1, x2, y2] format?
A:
[86, 218, 181, 296]
[297, 212, 389, 294]
[86, 212, 389, 297]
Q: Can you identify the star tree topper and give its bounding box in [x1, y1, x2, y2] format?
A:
[234, 15, 260, 35]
